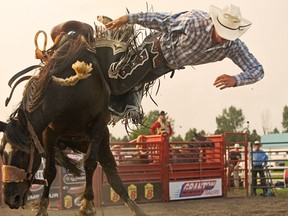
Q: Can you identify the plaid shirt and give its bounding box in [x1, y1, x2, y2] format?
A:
[128, 10, 264, 86]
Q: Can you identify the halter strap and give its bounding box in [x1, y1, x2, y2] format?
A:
[1, 144, 34, 183]
[2, 165, 27, 183]
[1, 143, 47, 186]
[26, 120, 44, 154]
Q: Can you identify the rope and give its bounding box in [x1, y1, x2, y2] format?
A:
[34, 30, 48, 63]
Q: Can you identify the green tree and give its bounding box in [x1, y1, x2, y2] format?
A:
[248, 129, 261, 144]
[215, 106, 245, 133]
[271, 128, 280, 134]
[282, 105, 288, 132]
[171, 134, 184, 142]
[110, 135, 129, 142]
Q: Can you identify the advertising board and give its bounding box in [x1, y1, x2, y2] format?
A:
[169, 178, 222, 200]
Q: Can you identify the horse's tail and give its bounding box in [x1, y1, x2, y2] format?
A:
[54, 147, 83, 176]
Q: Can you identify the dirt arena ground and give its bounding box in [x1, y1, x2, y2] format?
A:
[1, 196, 288, 216]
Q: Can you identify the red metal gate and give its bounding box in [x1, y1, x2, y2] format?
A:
[224, 132, 249, 197]
[166, 135, 225, 200]
[105, 134, 228, 204]
[101, 135, 166, 205]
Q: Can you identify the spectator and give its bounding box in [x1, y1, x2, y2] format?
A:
[252, 141, 268, 196]
[229, 143, 242, 188]
[150, 111, 173, 140]
[111, 145, 124, 165]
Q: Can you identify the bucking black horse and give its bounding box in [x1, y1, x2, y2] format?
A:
[0, 19, 158, 216]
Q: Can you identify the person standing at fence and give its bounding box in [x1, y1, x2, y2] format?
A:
[229, 143, 242, 188]
[252, 141, 268, 196]
[150, 111, 173, 140]
[111, 145, 124, 165]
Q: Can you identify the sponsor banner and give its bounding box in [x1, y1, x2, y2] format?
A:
[28, 187, 60, 209]
[61, 153, 86, 210]
[144, 183, 154, 200]
[62, 184, 85, 209]
[62, 167, 85, 210]
[102, 182, 162, 205]
[110, 188, 120, 203]
[128, 184, 137, 200]
[63, 173, 86, 185]
[169, 178, 222, 200]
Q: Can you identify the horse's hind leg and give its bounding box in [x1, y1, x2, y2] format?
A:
[78, 120, 105, 216]
[98, 127, 148, 216]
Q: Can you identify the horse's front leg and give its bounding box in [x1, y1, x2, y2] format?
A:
[98, 127, 148, 216]
[34, 167, 56, 216]
[34, 128, 57, 216]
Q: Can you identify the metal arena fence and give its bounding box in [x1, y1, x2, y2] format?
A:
[2, 133, 287, 210]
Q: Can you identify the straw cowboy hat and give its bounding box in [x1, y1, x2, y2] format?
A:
[234, 143, 242, 149]
[210, 4, 252, 40]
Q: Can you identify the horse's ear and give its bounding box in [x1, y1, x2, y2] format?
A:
[0, 121, 7, 132]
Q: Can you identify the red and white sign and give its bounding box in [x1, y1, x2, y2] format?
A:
[169, 178, 222, 200]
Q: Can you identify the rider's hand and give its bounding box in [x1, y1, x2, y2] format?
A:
[214, 74, 237, 90]
[105, 15, 128, 30]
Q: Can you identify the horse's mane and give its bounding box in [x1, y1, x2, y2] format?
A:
[22, 35, 93, 112]
[4, 108, 32, 152]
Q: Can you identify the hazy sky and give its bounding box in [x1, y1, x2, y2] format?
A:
[1, 0, 287, 138]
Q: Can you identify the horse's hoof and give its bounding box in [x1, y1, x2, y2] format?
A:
[33, 198, 49, 216]
[77, 211, 96, 216]
[78, 199, 96, 216]
[34, 211, 49, 216]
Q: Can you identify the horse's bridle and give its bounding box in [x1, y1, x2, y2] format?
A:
[1, 119, 47, 186]
[2, 142, 47, 185]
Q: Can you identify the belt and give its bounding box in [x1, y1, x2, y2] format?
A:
[253, 165, 263, 167]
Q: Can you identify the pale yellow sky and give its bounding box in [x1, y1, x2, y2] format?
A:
[1, 0, 287, 138]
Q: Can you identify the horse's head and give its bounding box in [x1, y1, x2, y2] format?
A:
[0, 120, 41, 209]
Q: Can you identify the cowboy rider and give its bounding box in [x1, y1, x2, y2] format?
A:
[41, 4, 264, 123]
[105, 4, 264, 92]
